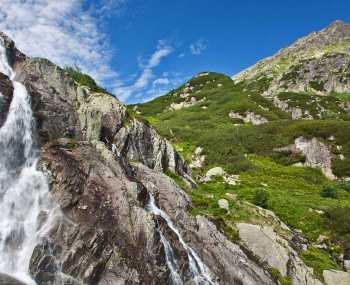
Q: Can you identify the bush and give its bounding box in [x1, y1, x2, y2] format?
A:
[338, 180, 350, 192]
[320, 186, 337, 199]
[324, 206, 350, 247]
[253, 189, 269, 209]
[64, 65, 108, 93]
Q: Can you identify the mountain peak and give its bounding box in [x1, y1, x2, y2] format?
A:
[321, 19, 350, 39]
[233, 20, 350, 82]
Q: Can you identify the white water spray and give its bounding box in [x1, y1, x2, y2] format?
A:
[0, 38, 52, 284]
[146, 194, 216, 285]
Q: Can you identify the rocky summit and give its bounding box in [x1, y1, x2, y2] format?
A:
[0, 20, 350, 285]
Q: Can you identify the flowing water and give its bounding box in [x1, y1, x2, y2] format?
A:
[0, 38, 52, 284]
[146, 194, 216, 285]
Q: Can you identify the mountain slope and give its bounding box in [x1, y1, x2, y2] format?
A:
[134, 21, 350, 284]
[0, 32, 295, 285]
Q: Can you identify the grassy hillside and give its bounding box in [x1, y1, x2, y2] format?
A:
[130, 72, 350, 277]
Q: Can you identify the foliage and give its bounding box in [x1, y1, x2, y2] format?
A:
[324, 206, 350, 247]
[64, 65, 109, 93]
[253, 189, 269, 209]
[320, 186, 338, 199]
[300, 247, 340, 280]
[269, 268, 292, 285]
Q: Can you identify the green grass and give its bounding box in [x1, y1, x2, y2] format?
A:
[235, 156, 350, 241]
[64, 66, 109, 94]
[300, 247, 340, 280]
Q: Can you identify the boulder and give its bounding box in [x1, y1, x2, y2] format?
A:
[323, 270, 350, 285]
[218, 199, 229, 210]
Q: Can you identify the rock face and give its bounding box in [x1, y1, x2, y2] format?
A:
[30, 139, 168, 284]
[275, 136, 336, 179]
[0, 273, 26, 285]
[0, 72, 13, 126]
[323, 270, 350, 285]
[237, 223, 322, 285]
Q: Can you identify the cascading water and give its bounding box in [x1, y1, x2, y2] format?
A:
[0, 39, 53, 284]
[146, 194, 217, 285]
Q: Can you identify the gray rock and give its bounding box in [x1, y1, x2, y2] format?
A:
[237, 223, 322, 285]
[275, 136, 336, 179]
[323, 269, 350, 285]
[218, 199, 229, 210]
[0, 273, 26, 285]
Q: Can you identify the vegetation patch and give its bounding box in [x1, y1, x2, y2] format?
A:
[300, 247, 340, 280]
[64, 66, 109, 94]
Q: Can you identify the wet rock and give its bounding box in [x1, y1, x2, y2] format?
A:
[134, 163, 276, 285]
[32, 140, 170, 285]
[0, 273, 26, 285]
[0, 72, 13, 127]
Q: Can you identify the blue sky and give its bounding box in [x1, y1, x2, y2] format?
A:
[1, 0, 350, 103]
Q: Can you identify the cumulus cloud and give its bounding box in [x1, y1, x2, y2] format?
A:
[190, 39, 208, 55]
[0, 0, 125, 83]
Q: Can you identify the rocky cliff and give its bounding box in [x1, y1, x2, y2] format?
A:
[0, 33, 282, 285]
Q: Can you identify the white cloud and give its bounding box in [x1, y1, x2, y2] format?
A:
[0, 0, 182, 104]
[153, 78, 170, 87]
[190, 39, 207, 55]
[0, 0, 125, 84]
[115, 40, 174, 102]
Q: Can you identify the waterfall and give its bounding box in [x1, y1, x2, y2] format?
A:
[146, 194, 216, 285]
[0, 39, 53, 284]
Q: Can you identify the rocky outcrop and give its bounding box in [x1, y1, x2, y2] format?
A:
[13, 53, 190, 179]
[237, 223, 322, 285]
[168, 96, 206, 111]
[272, 97, 313, 120]
[30, 139, 169, 284]
[323, 270, 350, 285]
[275, 137, 336, 179]
[229, 111, 268, 125]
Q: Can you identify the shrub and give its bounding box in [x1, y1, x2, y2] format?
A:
[338, 180, 350, 192]
[324, 206, 350, 247]
[64, 65, 108, 94]
[320, 186, 337, 199]
[253, 189, 269, 209]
